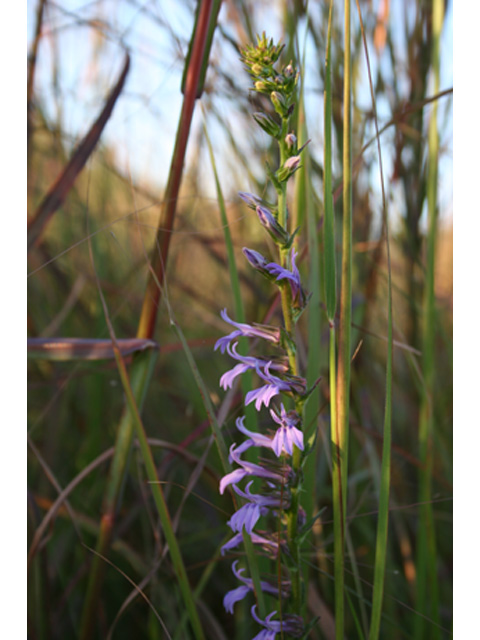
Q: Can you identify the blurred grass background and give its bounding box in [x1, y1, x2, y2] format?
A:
[27, 1, 452, 638]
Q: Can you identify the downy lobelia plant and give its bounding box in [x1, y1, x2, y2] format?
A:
[215, 34, 317, 638]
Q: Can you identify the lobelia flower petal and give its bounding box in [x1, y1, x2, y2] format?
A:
[243, 247, 270, 272]
[251, 606, 304, 637]
[219, 467, 248, 494]
[271, 424, 304, 457]
[245, 383, 281, 410]
[220, 443, 287, 495]
[252, 630, 276, 640]
[238, 191, 263, 209]
[220, 362, 250, 389]
[232, 561, 289, 598]
[220, 532, 279, 556]
[229, 443, 287, 483]
[215, 309, 281, 353]
[227, 503, 264, 534]
[228, 438, 253, 462]
[235, 416, 274, 449]
[223, 585, 250, 614]
[233, 481, 287, 509]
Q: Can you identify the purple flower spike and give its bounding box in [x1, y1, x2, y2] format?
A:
[251, 606, 304, 638]
[214, 309, 281, 353]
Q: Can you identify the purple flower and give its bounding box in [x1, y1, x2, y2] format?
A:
[256, 206, 289, 244]
[223, 585, 250, 614]
[243, 247, 270, 273]
[245, 362, 299, 410]
[227, 502, 266, 534]
[233, 480, 289, 509]
[214, 309, 280, 354]
[223, 561, 289, 613]
[220, 442, 288, 494]
[251, 606, 304, 639]
[220, 531, 280, 556]
[238, 191, 263, 209]
[227, 480, 289, 534]
[266, 249, 307, 309]
[232, 416, 274, 456]
[270, 404, 304, 456]
[219, 343, 288, 390]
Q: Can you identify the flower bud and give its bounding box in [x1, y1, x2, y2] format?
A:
[284, 155, 301, 171]
[253, 112, 281, 138]
[242, 248, 270, 273]
[251, 63, 264, 75]
[270, 91, 289, 117]
[238, 191, 262, 210]
[256, 205, 289, 245]
[285, 133, 297, 149]
[276, 155, 301, 182]
[255, 80, 267, 92]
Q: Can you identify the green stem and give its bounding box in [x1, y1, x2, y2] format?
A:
[334, 0, 352, 637]
[277, 118, 304, 618]
[352, 0, 394, 636]
[113, 352, 205, 640]
[415, 1, 443, 637]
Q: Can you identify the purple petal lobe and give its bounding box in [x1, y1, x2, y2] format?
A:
[223, 585, 250, 613]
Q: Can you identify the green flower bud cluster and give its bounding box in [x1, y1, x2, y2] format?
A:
[241, 33, 298, 104]
[240, 33, 304, 189]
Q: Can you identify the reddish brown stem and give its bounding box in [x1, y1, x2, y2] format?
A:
[137, 0, 213, 339]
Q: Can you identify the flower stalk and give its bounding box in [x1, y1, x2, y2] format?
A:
[215, 33, 315, 637]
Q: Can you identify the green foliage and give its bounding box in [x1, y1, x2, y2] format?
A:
[27, 1, 452, 638]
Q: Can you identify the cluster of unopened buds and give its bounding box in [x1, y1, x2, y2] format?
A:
[214, 33, 313, 639]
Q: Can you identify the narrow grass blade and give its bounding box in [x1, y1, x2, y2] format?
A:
[80, 8, 220, 633]
[79, 348, 157, 640]
[27, 53, 130, 251]
[87, 240, 205, 640]
[202, 116, 258, 431]
[333, 1, 352, 637]
[323, 0, 336, 325]
[296, 34, 321, 525]
[27, 337, 158, 361]
[415, 0, 444, 637]
[353, 3, 394, 637]
[27, 0, 46, 157]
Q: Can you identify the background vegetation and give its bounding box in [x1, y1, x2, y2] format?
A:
[27, 1, 452, 638]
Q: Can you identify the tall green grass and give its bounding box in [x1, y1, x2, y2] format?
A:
[27, 1, 452, 638]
